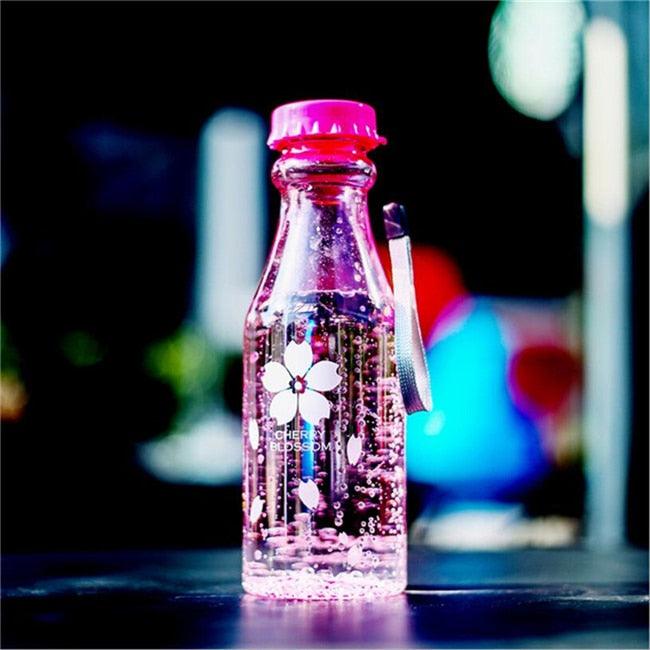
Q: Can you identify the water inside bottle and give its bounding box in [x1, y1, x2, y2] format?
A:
[242, 290, 407, 599]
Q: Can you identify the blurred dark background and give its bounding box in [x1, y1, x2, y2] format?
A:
[1, 1, 647, 552]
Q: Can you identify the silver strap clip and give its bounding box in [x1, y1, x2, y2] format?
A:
[383, 203, 433, 414]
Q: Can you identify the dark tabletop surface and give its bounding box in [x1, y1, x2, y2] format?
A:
[2, 547, 648, 649]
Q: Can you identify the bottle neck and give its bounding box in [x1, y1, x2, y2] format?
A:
[272, 140, 377, 194]
[254, 141, 391, 313]
[273, 144, 376, 260]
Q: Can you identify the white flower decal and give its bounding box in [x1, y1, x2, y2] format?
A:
[250, 496, 264, 524]
[262, 341, 342, 426]
[248, 419, 259, 451]
[347, 544, 363, 567]
[347, 435, 362, 465]
[298, 479, 320, 510]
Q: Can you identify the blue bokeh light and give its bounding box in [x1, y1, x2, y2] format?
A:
[407, 300, 548, 499]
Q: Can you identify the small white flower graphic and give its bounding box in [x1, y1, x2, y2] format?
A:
[248, 419, 259, 451]
[346, 435, 362, 465]
[298, 479, 320, 510]
[262, 341, 342, 426]
[250, 496, 264, 524]
[347, 544, 363, 567]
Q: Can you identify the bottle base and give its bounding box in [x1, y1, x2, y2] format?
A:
[242, 573, 406, 600]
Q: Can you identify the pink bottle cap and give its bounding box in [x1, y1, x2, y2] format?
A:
[268, 99, 387, 151]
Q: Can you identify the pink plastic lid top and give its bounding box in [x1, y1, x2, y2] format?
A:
[267, 99, 387, 151]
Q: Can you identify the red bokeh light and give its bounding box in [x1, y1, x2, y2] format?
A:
[377, 244, 467, 340]
[509, 344, 582, 417]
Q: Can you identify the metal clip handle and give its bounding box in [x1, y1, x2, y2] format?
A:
[383, 203, 433, 414]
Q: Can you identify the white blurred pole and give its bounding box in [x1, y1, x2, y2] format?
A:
[196, 109, 266, 350]
[583, 18, 630, 547]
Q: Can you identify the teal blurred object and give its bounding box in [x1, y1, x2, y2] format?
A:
[407, 299, 548, 498]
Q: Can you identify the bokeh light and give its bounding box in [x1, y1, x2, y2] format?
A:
[408, 299, 548, 498]
[489, 0, 586, 121]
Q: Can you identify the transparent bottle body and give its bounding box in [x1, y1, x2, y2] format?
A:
[242, 144, 407, 599]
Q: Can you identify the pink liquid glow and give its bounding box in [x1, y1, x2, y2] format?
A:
[242, 292, 406, 600]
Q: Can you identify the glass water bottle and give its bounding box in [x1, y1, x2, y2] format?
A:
[242, 100, 407, 599]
